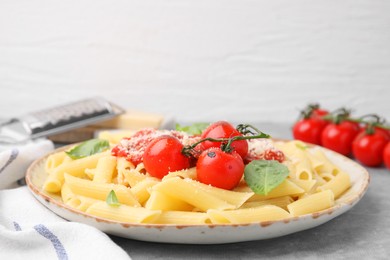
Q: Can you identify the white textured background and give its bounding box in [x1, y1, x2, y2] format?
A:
[0, 0, 389, 124]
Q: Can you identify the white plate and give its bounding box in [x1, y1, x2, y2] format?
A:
[26, 144, 370, 244]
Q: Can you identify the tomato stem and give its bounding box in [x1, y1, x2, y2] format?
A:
[297, 103, 321, 119]
[181, 124, 270, 156]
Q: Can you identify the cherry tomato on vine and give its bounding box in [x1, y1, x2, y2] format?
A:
[293, 118, 328, 145]
[383, 142, 390, 170]
[321, 121, 360, 156]
[292, 104, 330, 145]
[200, 121, 248, 159]
[374, 126, 390, 140]
[196, 147, 244, 190]
[352, 129, 389, 167]
[304, 104, 330, 123]
[143, 135, 190, 179]
[312, 109, 329, 118]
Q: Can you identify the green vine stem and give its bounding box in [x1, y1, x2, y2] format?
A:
[181, 124, 270, 156]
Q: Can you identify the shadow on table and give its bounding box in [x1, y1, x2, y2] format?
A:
[111, 193, 384, 260]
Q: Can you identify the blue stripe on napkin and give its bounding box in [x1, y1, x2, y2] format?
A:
[0, 148, 19, 174]
[34, 224, 68, 260]
[13, 221, 22, 231]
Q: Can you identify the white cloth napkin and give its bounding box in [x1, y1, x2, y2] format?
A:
[0, 139, 54, 189]
[0, 139, 131, 260]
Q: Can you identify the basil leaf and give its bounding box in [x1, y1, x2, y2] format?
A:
[65, 139, 110, 159]
[244, 160, 289, 195]
[175, 122, 209, 135]
[106, 190, 120, 207]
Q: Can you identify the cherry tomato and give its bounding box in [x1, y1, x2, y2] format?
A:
[143, 135, 190, 179]
[197, 147, 244, 190]
[321, 121, 360, 156]
[302, 103, 329, 119]
[263, 150, 285, 163]
[200, 121, 248, 159]
[352, 130, 389, 167]
[310, 108, 329, 119]
[292, 118, 328, 145]
[383, 142, 390, 170]
[374, 126, 390, 140]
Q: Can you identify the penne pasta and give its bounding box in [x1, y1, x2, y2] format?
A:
[66, 195, 100, 212]
[130, 178, 160, 204]
[43, 151, 110, 193]
[316, 170, 351, 199]
[246, 179, 305, 201]
[64, 173, 140, 207]
[145, 190, 194, 211]
[153, 211, 210, 224]
[287, 190, 335, 217]
[240, 196, 294, 211]
[86, 201, 161, 223]
[45, 151, 68, 172]
[208, 205, 290, 224]
[92, 156, 117, 183]
[41, 137, 351, 226]
[152, 177, 236, 211]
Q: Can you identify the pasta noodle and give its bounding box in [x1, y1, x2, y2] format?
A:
[42, 139, 352, 225]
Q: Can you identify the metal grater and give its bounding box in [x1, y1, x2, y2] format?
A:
[0, 97, 124, 144]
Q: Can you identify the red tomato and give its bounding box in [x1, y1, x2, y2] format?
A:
[143, 135, 190, 179]
[200, 121, 248, 159]
[374, 126, 390, 140]
[196, 147, 244, 190]
[263, 150, 285, 163]
[321, 121, 360, 156]
[292, 118, 328, 145]
[383, 142, 390, 170]
[352, 130, 389, 167]
[311, 108, 329, 119]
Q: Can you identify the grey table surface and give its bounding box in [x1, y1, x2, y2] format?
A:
[108, 122, 389, 260]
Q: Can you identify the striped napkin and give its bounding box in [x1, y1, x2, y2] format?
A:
[0, 139, 130, 260]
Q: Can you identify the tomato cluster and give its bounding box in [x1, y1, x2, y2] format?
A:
[142, 121, 251, 190]
[293, 104, 390, 169]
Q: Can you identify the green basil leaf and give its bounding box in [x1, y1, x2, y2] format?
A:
[65, 139, 110, 159]
[175, 122, 209, 135]
[106, 190, 120, 207]
[244, 160, 289, 195]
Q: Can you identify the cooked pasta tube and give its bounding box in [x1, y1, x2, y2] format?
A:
[64, 173, 140, 206]
[292, 151, 313, 180]
[312, 149, 339, 175]
[92, 156, 117, 183]
[278, 141, 313, 180]
[122, 163, 148, 187]
[163, 167, 197, 180]
[287, 190, 334, 216]
[316, 171, 351, 199]
[144, 190, 194, 211]
[130, 178, 160, 204]
[244, 179, 304, 201]
[86, 201, 161, 223]
[66, 195, 100, 212]
[153, 211, 210, 224]
[240, 196, 294, 211]
[152, 177, 236, 211]
[61, 183, 74, 203]
[208, 205, 290, 224]
[43, 151, 110, 193]
[288, 179, 317, 193]
[45, 151, 68, 172]
[116, 157, 135, 186]
[192, 180, 253, 207]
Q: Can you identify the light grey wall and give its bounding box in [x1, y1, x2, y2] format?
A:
[1, 0, 389, 123]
